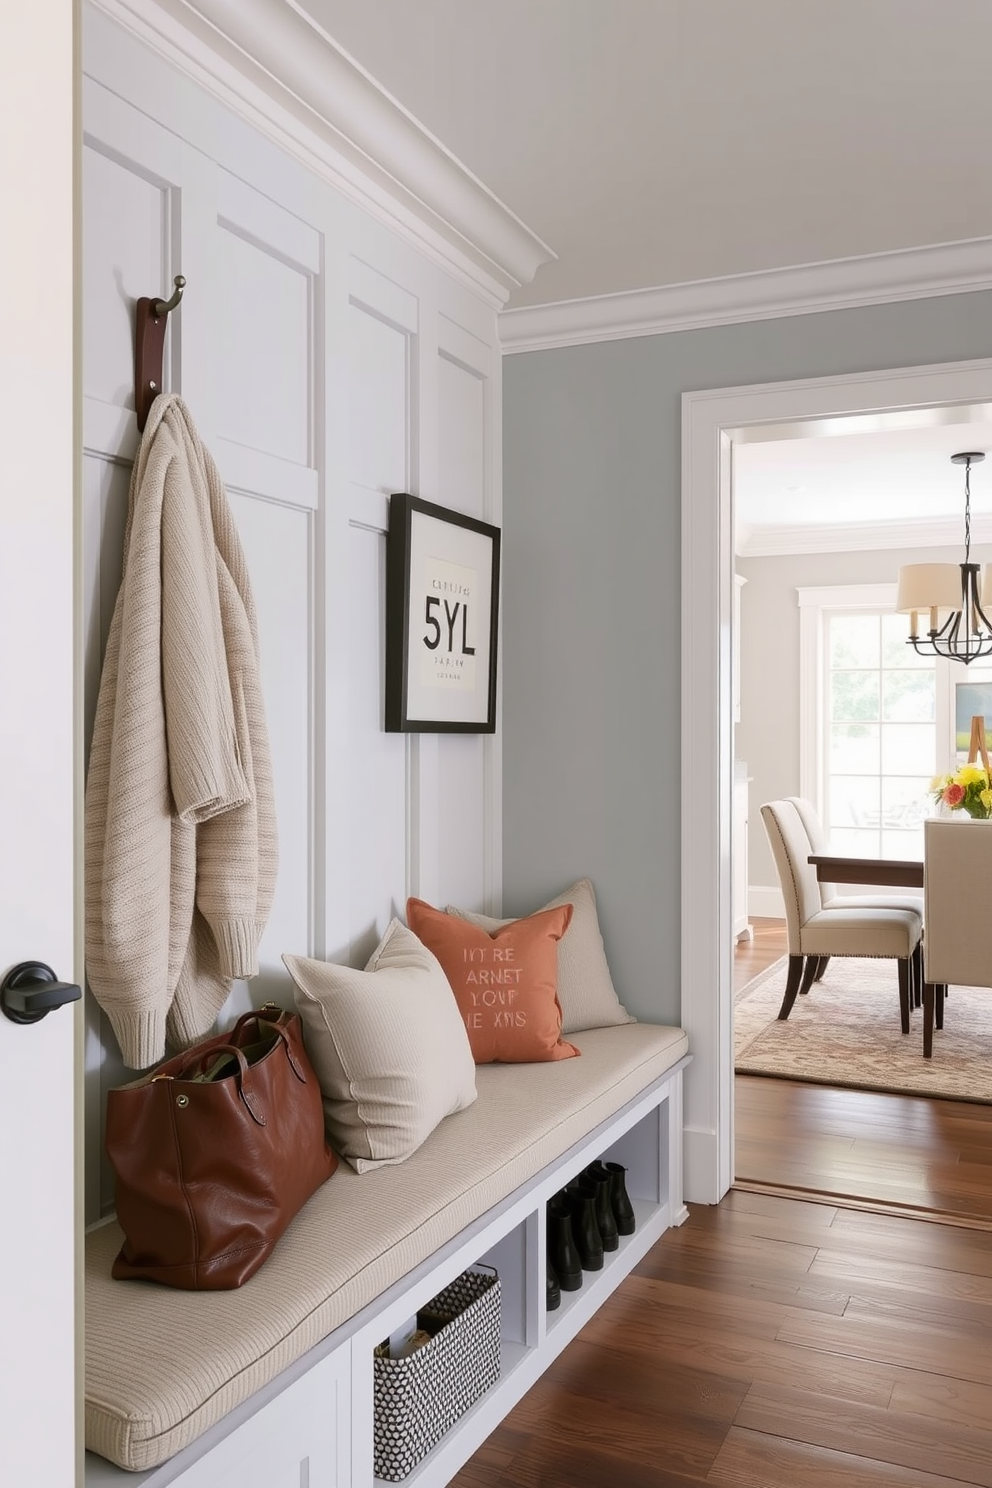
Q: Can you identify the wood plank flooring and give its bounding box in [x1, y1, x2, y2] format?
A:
[734, 919, 992, 1226]
[452, 1192, 992, 1487]
[736, 1075, 992, 1225]
[449, 919, 992, 1486]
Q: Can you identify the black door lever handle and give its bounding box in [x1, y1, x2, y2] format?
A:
[1, 961, 81, 1024]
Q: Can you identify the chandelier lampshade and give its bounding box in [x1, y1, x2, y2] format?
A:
[896, 452, 992, 665]
[895, 563, 961, 621]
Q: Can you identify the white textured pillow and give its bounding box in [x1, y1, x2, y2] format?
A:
[446, 878, 634, 1034]
[283, 920, 477, 1174]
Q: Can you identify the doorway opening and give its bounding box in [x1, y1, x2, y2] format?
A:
[680, 356, 992, 1218]
[730, 407, 992, 1221]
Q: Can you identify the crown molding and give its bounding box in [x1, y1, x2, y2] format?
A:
[88, 0, 555, 308]
[499, 237, 992, 353]
[737, 512, 992, 559]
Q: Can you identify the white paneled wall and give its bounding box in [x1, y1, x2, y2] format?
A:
[81, 8, 501, 1220]
[230, 493, 314, 997]
[434, 322, 496, 910]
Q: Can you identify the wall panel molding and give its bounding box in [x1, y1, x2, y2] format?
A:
[84, 12, 505, 1226]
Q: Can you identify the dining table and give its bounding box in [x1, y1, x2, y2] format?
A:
[807, 852, 923, 889]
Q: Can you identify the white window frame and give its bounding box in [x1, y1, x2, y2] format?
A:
[798, 582, 950, 828]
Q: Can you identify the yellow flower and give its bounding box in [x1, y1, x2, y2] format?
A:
[958, 764, 986, 786]
[981, 788, 992, 812]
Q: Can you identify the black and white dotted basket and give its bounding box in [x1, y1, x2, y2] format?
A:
[373, 1266, 501, 1481]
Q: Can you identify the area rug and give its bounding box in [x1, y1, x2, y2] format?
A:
[735, 956, 992, 1104]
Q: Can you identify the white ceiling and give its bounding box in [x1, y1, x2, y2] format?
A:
[734, 405, 992, 552]
[299, 0, 992, 310]
[295, 0, 992, 543]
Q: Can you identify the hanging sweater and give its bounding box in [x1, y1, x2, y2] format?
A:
[85, 394, 278, 1069]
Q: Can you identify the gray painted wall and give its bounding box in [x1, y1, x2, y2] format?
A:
[501, 291, 992, 1023]
[736, 543, 960, 896]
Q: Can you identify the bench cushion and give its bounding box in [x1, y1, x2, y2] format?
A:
[85, 1021, 687, 1472]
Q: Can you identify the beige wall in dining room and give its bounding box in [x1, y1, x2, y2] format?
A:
[736, 540, 966, 904]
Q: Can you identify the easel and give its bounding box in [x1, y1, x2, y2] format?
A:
[967, 714, 991, 774]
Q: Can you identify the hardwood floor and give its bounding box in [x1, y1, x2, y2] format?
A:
[733, 918, 992, 1226]
[734, 916, 789, 992]
[452, 1189, 992, 1486]
[448, 919, 992, 1487]
[736, 1074, 992, 1226]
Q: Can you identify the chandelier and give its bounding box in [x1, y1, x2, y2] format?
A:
[895, 451, 992, 665]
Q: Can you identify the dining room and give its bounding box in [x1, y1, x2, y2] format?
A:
[731, 403, 992, 1222]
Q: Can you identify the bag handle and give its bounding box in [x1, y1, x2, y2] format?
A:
[967, 714, 992, 775]
[229, 1004, 308, 1084]
[173, 1043, 267, 1126]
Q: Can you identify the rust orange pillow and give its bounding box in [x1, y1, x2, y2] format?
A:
[406, 898, 579, 1064]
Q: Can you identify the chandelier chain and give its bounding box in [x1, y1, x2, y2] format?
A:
[965, 456, 972, 565]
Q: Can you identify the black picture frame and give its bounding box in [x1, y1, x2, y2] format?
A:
[385, 493, 501, 732]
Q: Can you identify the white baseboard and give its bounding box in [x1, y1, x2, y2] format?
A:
[748, 885, 784, 919]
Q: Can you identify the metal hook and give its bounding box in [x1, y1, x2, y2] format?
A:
[134, 274, 187, 431]
[152, 275, 186, 319]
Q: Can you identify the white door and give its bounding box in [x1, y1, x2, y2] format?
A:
[0, 3, 79, 1484]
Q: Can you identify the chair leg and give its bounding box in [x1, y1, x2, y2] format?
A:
[936, 983, 946, 1031]
[923, 982, 935, 1058]
[798, 957, 819, 996]
[777, 955, 806, 1020]
[911, 942, 923, 1008]
[898, 958, 911, 1035]
[813, 955, 829, 982]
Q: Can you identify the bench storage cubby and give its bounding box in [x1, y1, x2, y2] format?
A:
[372, 1266, 502, 1481]
[84, 1022, 689, 1488]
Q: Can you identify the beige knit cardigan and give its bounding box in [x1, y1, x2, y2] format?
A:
[85, 395, 278, 1069]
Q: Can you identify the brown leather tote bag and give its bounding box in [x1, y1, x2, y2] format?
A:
[106, 1005, 338, 1289]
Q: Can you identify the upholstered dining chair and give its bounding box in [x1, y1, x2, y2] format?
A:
[789, 796, 925, 918]
[760, 799, 923, 1032]
[788, 794, 925, 998]
[921, 817, 992, 1058]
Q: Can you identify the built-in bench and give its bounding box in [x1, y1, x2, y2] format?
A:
[84, 1022, 690, 1487]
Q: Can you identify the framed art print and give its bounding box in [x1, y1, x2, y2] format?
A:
[954, 674, 992, 756]
[385, 493, 501, 732]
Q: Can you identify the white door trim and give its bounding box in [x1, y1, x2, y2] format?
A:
[681, 355, 992, 1205]
[0, 0, 80, 1478]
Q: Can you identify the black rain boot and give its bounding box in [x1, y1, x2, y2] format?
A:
[567, 1180, 604, 1270]
[547, 1197, 582, 1290]
[586, 1166, 619, 1251]
[603, 1161, 636, 1235]
[546, 1257, 561, 1311]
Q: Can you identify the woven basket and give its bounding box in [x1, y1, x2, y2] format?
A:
[373, 1266, 501, 1481]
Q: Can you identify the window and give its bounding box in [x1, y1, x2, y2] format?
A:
[825, 610, 935, 858]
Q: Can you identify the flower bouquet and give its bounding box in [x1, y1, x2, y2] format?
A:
[931, 763, 992, 819]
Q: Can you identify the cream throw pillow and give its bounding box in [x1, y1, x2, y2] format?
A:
[283, 920, 477, 1174]
[446, 878, 634, 1034]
